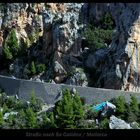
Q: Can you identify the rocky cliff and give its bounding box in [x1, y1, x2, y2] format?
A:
[84, 3, 140, 92]
[0, 3, 140, 92]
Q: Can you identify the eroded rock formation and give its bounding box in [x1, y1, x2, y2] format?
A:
[84, 3, 140, 92]
[0, 3, 140, 92]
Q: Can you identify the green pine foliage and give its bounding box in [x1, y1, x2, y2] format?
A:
[127, 108, 137, 123]
[126, 96, 140, 122]
[25, 107, 37, 128]
[42, 113, 50, 128]
[73, 90, 84, 121]
[5, 96, 16, 108]
[99, 118, 109, 129]
[55, 88, 84, 129]
[29, 61, 46, 76]
[84, 26, 113, 50]
[2, 46, 13, 60]
[130, 95, 139, 113]
[83, 13, 114, 51]
[30, 61, 36, 75]
[0, 89, 140, 129]
[100, 13, 114, 30]
[7, 114, 16, 128]
[49, 112, 57, 128]
[36, 64, 46, 74]
[55, 89, 75, 128]
[3, 29, 20, 60]
[115, 96, 126, 118]
[16, 109, 27, 128]
[30, 90, 42, 112]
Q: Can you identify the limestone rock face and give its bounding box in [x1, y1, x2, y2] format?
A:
[1, 3, 140, 91]
[85, 3, 140, 92]
[0, 3, 44, 46]
[42, 3, 84, 83]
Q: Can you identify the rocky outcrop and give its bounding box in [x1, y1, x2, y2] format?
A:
[84, 3, 140, 92]
[0, 3, 44, 46]
[0, 3, 45, 77]
[42, 3, 84, 83]
[1, 3, 140, 92]
[109, 115, 132, 129]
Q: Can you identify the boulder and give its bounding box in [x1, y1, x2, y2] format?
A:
[109, 115, 132, 129]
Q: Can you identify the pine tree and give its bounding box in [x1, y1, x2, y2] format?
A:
[55, 89, 75, 128]
[115, 96, 126, 119]
[30, 91, 37, 110]
[18, 109, 26, 128]
[30, 90, 42, 112]
[2, 45, 13, 60]
[42, 113, 50, 128]
[73, 90, 84, 122]
[55, 88, 85, 128]
[130, 96, 139, 114]
[49, 112, 57, 128]
[101, 13, 114, 30]
[127, 110, 137, 123]
[3, 29, 20, 60]
[25, 107, 37, 128]
[31, 61, 36, 75]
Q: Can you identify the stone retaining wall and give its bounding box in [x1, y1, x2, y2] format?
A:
[0, 75, 140, 105]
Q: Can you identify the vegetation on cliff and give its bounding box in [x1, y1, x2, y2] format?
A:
[83, 13, 115, 51]
[0, 88, 140, 129]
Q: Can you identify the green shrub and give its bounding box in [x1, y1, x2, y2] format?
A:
[83, 26, 113, 50]
[85, 108, 98, 120]
[36, 64, 46, 74]
[28, 62, 46, 76]
[5, 96, 16, 108]
[99, 118, 109, 129]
